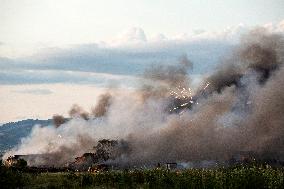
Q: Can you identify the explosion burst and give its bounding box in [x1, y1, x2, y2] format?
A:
[168, 82, 210, 113]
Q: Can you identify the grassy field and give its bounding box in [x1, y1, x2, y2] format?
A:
[1, 164, 284, 188]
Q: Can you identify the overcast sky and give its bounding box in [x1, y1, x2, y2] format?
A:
[0, 0, 283, 123]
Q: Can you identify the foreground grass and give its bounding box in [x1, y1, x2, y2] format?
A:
[1, 165, 284, 188]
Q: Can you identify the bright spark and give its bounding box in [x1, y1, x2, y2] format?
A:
[180, 102, 189, 107]
[203, 82, 210, 90]
[169, 82, 209, 115]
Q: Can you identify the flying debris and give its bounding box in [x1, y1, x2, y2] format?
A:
[203, 82, 210, 90]
[168, 82, 210, 114]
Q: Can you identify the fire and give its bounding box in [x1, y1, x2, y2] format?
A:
[168, 82, 210, 114]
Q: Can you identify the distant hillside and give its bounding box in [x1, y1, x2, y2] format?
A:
[0, 119, 52, 155]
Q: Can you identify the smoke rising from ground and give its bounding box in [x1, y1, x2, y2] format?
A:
[52, 114, 66, 128]
[4, 28, 284, 167]
[69, 104, 90, 120]
[92, 93, 113, 118]
[141, 54, 192, 104]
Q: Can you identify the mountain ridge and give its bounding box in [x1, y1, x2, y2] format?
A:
[0, 119, 52, 156]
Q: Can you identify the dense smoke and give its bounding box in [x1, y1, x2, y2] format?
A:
[141, 54, 193, 112]
[143, 54, 192, 89]
[52, 114, 66, 128]
[69, 104, 89, 120]
[204, 28, 283, 94]
[4, 28, 284, 167]
[92, 93, 113, 117]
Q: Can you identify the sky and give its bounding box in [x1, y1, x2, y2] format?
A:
[0, 0, 283, 123]
[1, 0, 284, 56]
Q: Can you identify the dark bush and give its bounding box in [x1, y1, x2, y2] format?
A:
[0, 165, 283, 188]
